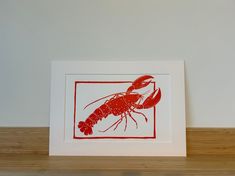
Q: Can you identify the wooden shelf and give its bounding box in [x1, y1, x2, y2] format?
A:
[1, 128, 235, 175]
[1, 154, 235, 175]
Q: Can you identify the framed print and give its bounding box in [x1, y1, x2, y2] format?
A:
[49, 61, 186, 156]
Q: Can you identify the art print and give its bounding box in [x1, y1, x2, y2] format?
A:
[50, 61, 186, 156]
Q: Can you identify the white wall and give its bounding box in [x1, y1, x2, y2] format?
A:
[0, 0, 235, 127]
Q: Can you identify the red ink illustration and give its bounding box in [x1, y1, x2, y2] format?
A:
[77, 75, 161, 136]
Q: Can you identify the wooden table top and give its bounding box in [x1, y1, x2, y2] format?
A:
[1, 154, 235, 176]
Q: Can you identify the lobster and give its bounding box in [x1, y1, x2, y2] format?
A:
[78, 75, 161, 136]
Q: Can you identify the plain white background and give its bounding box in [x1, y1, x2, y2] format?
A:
[0, 0, 235, 127]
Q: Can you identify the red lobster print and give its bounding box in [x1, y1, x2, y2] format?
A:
[78, 75, 161, 136]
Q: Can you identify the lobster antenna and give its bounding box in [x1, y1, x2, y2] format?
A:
[83, 91, 138, 110]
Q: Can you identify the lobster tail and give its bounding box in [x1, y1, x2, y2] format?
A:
[78, 105, 110, 136]
[78, 121, 93, 135]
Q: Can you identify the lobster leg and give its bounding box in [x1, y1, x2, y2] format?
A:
[99, 118, 122, 132]
[131, 109, 148, 122]
[100, 111, 139, 133]
[100, 113, 130, 132]
[127, 111, 138, 129]
[114, 115, 124, 131]
[124, 113, 128, 132]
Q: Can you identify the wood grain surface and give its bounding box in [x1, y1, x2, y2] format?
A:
[0, 127, 49, 155]
[186, 128, 235, 155]
[1, 127, 235, 155]
[0, 128, 235, 175]
[0, 154, 235, 175]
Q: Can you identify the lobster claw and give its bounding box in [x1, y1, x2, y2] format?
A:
[138, 88, 161, 109]
[127, 75, 154, 93]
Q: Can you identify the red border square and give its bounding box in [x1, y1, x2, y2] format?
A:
[73, 81, 156, 139]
